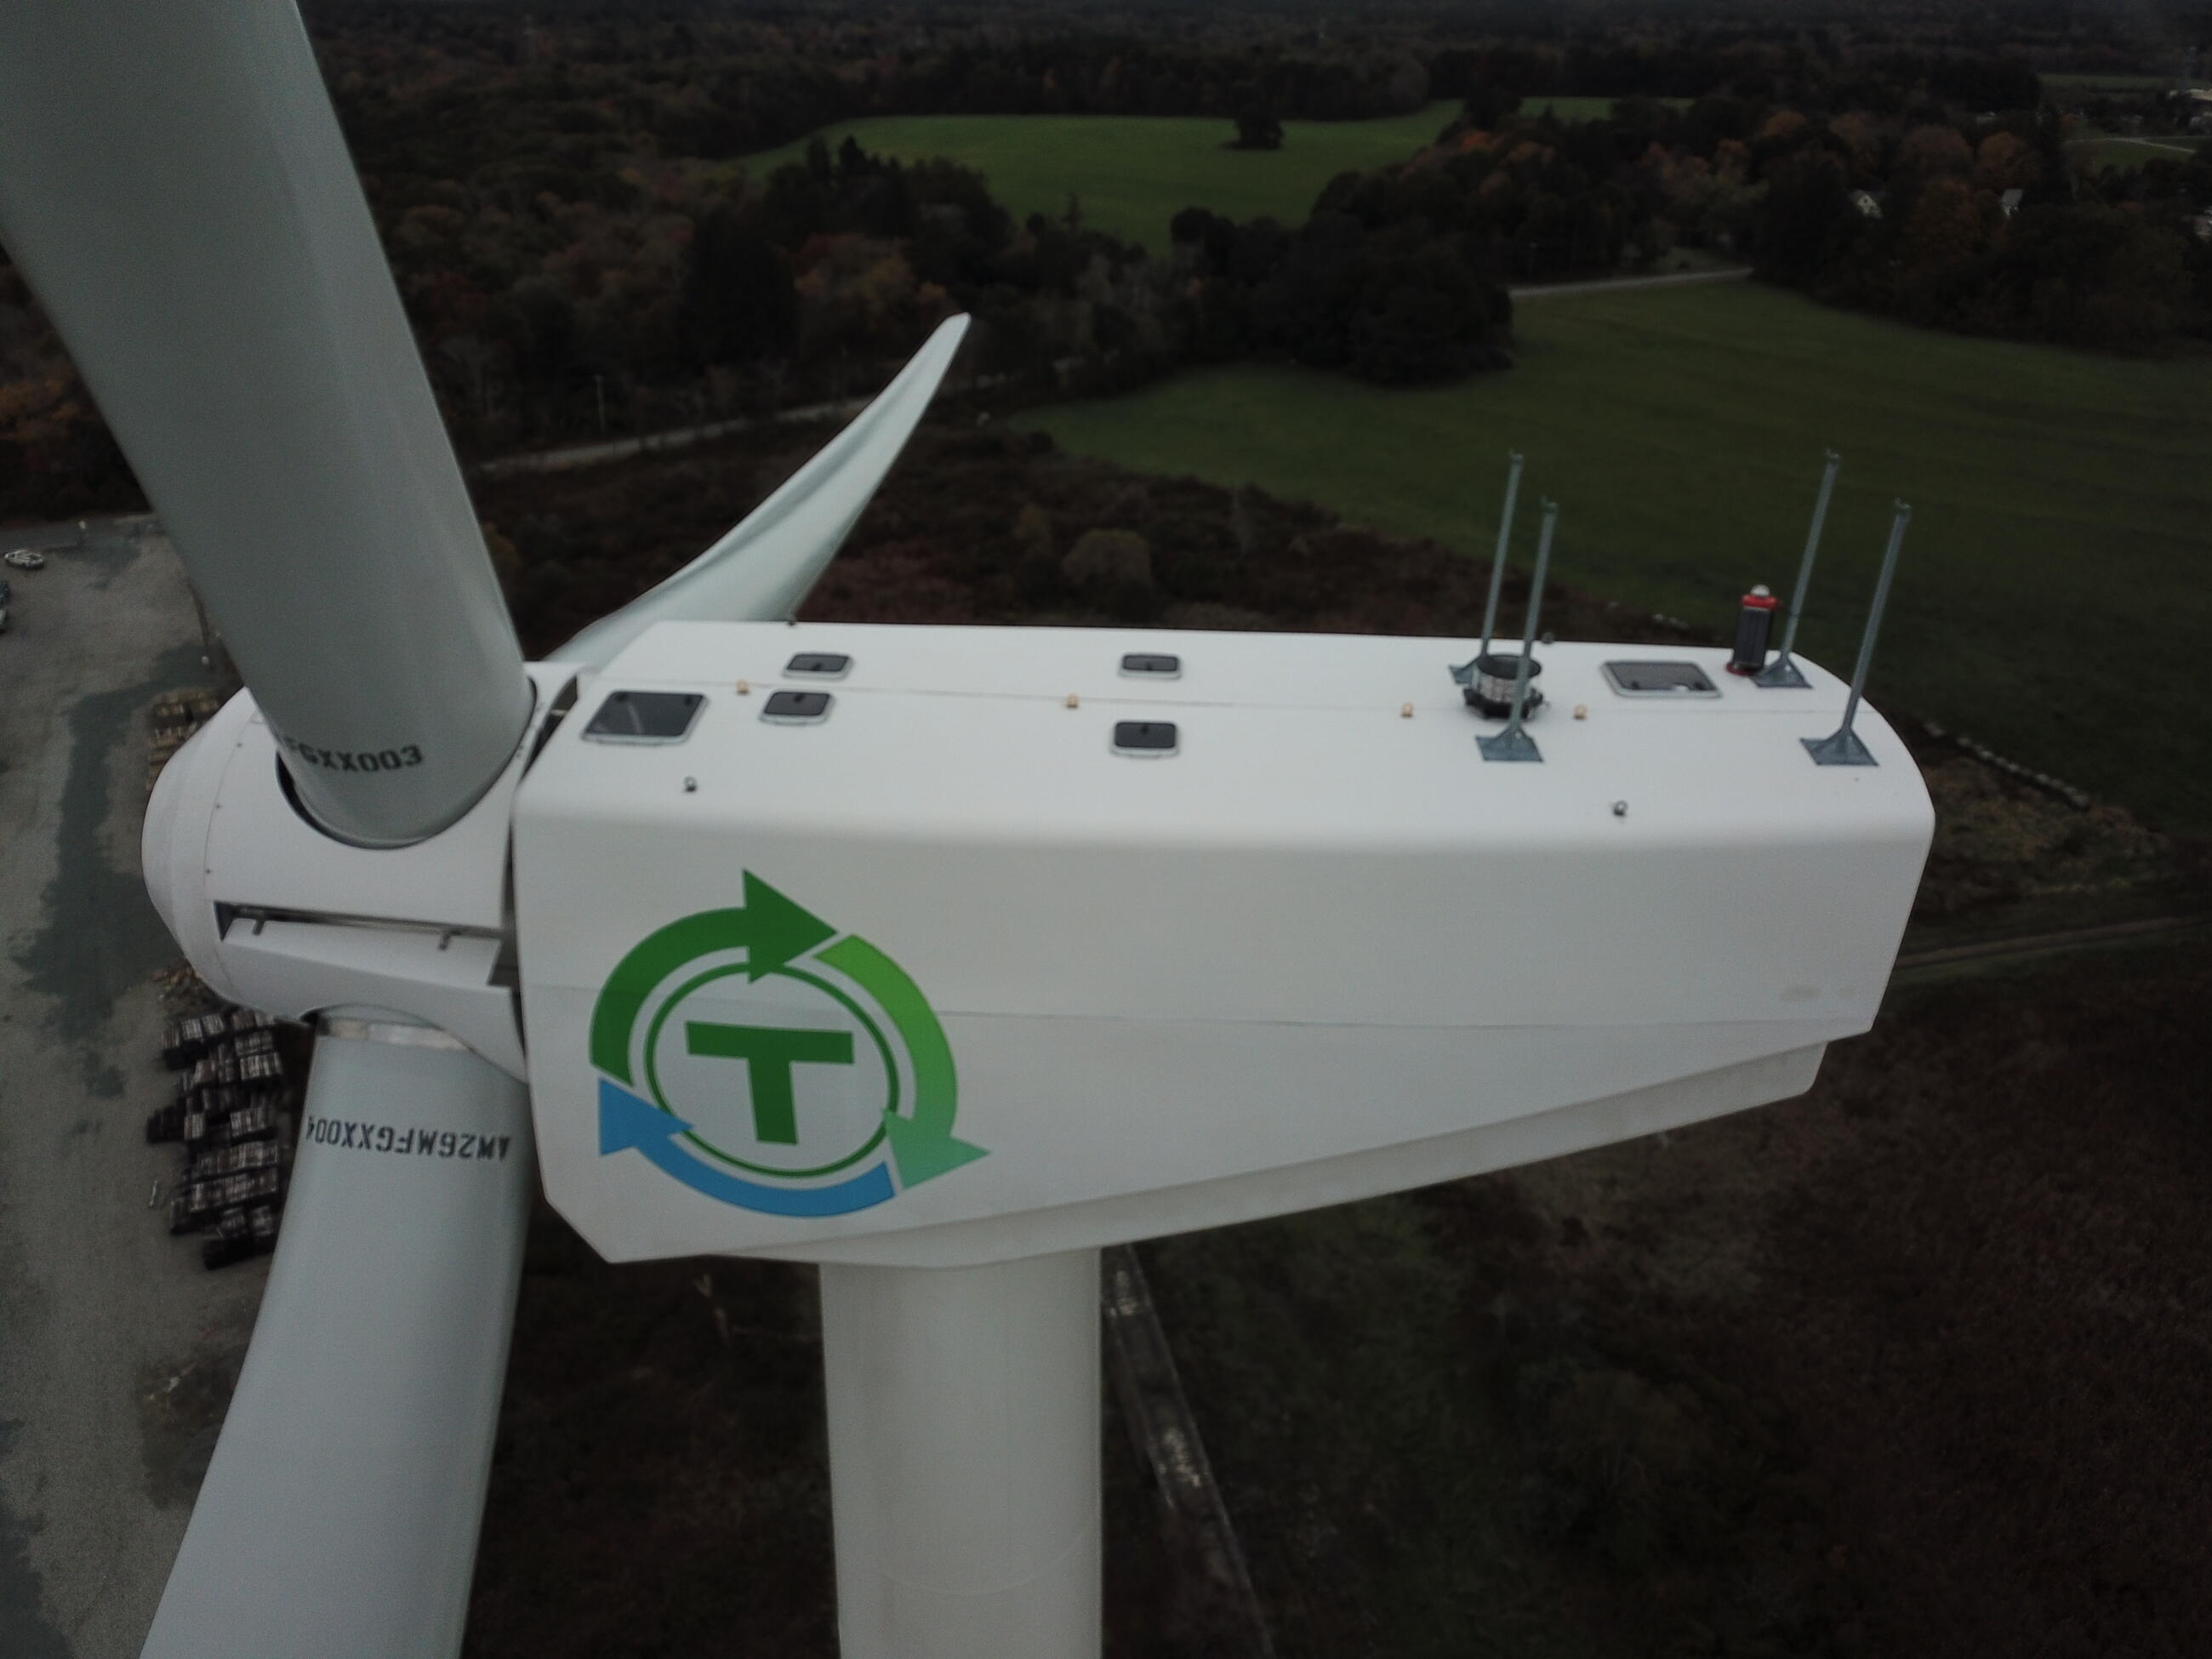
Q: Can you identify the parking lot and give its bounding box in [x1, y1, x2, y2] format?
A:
[0, 518, 265, 1658]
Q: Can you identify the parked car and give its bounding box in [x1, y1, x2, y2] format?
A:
[4, 547, 47, 571]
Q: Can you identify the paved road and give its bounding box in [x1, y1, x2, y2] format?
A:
[1508, 265, 1753, 300]
[0, 519, 265, 1658]
[2065, 134, 2201, 157]
[469, 390, 879, 481]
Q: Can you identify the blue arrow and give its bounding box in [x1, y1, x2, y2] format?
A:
[598, 1081, 896, 1217]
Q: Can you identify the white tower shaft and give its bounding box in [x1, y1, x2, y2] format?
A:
[821, 1251, 1103, 1659]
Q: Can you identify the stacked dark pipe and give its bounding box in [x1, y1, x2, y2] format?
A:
[150, 1007, 302, 1268]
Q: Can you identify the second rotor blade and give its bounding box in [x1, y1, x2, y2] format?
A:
[140, 1022, 533, 1659]
[554, 315, 970, 666]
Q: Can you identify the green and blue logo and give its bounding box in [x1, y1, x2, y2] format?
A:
[591, 873, 985, 1217]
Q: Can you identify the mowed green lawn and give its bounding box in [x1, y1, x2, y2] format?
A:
[738, 103, 1459, 250]
[2069, 133, 2209, 169]
[1015, 282, 2212, 831]
[2044, 72, 2175, 94]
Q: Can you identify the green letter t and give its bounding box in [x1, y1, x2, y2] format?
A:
[686, 1023, 855, 1144]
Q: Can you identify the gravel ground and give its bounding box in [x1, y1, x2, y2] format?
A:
[0, 519, 262, 1659]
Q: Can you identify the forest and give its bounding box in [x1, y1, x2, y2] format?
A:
[5, 1, 2212, 519]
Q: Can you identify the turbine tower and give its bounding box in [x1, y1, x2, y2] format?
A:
[0, 5, 1933, 1656]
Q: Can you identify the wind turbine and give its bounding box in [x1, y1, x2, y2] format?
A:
[0, 5, 1934, 1657]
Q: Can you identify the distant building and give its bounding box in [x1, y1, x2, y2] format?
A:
[1849, 190, 1887, 220]
[2192, 212, 2212, 242]
[2001, 188, 2026, 217]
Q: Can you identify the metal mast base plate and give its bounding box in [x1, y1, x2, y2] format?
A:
[1752, 656, 1810, 688]
[1803, 727, 1877, 767]
[1478, 728, 1542, 763]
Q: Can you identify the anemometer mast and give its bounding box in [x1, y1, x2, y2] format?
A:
[3, 6, 1934, 1658]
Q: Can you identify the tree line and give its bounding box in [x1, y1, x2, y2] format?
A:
[1169, 87, 2212, 370]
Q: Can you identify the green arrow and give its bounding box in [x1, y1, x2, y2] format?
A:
[818, 933, 984, 1188]
[881, 1110, 989, 1185]
[733, 872, 840, 981]
[590, 873, 836, 1084]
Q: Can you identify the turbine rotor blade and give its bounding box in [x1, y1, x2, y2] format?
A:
[555, 314, 971, 667]
[0, 1, 532, 846]
[140, 1021, 533, 1659]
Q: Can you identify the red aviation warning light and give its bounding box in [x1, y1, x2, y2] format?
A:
[1727, 583, 1780, 676]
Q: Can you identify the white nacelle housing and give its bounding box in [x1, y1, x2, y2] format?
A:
[514, 622, 1932, 1268]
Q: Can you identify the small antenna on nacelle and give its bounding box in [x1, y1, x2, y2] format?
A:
[1479, 499, 1557, 763]
[1476, 449, 1524, 660]
[1454, 453, 1544, 721]
[1755, 448, 1841, 688]
[1804, 500, 1910, 767]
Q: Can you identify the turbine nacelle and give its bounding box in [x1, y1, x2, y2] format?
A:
[151, 619, 1933, 1271]
[522, 622, 1927, 1264]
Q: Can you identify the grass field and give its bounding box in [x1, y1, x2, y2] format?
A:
[2069, 132, 2209, 169]
[1014, 281, 2212, 832]
[2044, 71, 2175, 94]
[736, 103, 1460, 249]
